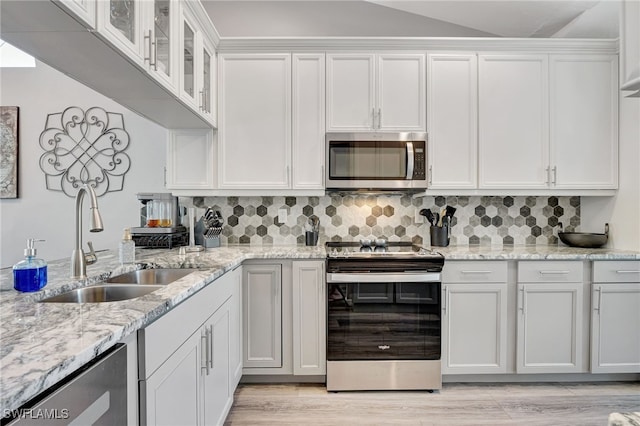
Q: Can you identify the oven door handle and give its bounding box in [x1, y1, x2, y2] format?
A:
[327, 272, 441, 283]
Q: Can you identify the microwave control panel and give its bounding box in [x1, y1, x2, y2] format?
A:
[413, 142, 426, 179]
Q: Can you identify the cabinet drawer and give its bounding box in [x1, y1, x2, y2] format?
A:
[593, 260, 640, 283]
[518, 261, 583, 283]
[443, 261, 507, 283]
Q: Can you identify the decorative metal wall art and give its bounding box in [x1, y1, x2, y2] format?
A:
[39, 106, 131, 197]
[0, 106, 19, 199]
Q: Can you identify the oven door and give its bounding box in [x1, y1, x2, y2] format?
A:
[327, 272, 441, 362]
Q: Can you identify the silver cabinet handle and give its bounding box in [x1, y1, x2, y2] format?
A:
[461, 270, 492, 274]
[545, 167, 550, 185]
[321, 165, 324, 184]
[518, 286, 525, 312]
[616, 270, 640, 274]
[152, 37, 158, 71]
[377, 108, 382, 129]
[428, 165, 433, 186]
[442, 285, 448, 314]
[208, 325, 213, 369]
[539, 270, 570, 275]
[371, 108, 376, 129]
[552, 166, 557, 185]
[594, 286, 602, 313]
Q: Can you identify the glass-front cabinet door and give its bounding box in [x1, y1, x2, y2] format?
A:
[200, 37, 217, 125]
[180, 7, 198, 110]
[98, 0, 144, 63]
[146, 0, 178, 91]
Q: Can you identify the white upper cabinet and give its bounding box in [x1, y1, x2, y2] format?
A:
[326, 53, 425, 132]
[550, 55, 618, 189]
[166, 129, 214, 190]
[292, 53, 325, 190]
[427, 53, 478, 189]
[326, 54, 375, 131]
[218, 53, 291, 189]
[377, 54, 426, 131]
[97, 0, 145, 64]
[479, 54, 550, 189]
[179, 2, 217, 126]
[146, 0, 179, 92]
[621, 0, 640, 93]
[97, 0, 181, 93]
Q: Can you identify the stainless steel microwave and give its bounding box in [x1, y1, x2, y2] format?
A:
[325, 132, 428, 192]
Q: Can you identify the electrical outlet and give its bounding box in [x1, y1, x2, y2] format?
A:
[415, 208, 423, 224]
[278, 208, 287, 223]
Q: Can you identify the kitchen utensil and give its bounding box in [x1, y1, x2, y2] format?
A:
[444, 205, 457, 220]
[434, 213, 440, 227]
[430, 225, 449, 247]
[419, 209, 435, 226]
[438, 208, 446, 227]
[559, 223, 609, 248]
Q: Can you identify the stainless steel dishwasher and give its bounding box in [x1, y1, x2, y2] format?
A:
[3, 344, 127, 425]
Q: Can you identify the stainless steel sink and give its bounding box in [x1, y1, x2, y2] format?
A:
[106, 269, 197, 285]
[40, 284, 163, 303]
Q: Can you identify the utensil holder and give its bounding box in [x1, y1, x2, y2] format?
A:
[430, 225, 449, 247]
[305, 231, 319, 246]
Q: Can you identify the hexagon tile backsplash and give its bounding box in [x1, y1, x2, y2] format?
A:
[191, 195, 580, 246]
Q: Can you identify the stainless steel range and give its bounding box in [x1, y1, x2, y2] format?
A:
[326, 241, 445, 391]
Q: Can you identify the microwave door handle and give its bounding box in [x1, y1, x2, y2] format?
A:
[406, 142, 414, 180]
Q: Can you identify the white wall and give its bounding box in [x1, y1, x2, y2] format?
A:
[0, 60, 167, 268]
[581, 93, 640, 250]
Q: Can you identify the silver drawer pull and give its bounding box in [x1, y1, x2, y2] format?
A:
[615, 270, 640, 274]
[460, 270, 492, 274]
[539, 270, 570, 275]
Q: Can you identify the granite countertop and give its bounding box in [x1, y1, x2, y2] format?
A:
[1, 243, 639, 413]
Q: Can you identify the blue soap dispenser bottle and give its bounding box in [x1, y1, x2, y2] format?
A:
[13, 238, 48, 292]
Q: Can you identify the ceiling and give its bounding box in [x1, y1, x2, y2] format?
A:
[202, 0, 619, 38]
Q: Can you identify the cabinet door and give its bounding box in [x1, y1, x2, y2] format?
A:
[292, 53, 325, 190]
[202, 302, 232, 426]
[179, 6, 199, 111]
[243, 264, 283, 368]
[621, 0, 640, 91]
[142, 330, 202, 426]
[166, 129, 214, 190]
[57, 0, 96, 28]
[591, 283, 640, 373]
[516, 283, 583, 373]
[479, 54, 549, 189]
[292, 261, 326, 375]
[442, 283, 507, 374]
[550, 55, 618, 189]
[228, 267, 243, 390]
[427, 53, 477, 189]
[97, 0, 144, 64]
[218, 54, 291, 189]
[199, 36, 217, 126]
[146, 0, 178, 92]
[377, 53, 426, 131]
[326, 54, 375, 131]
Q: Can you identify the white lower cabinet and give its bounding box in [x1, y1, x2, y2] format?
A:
[292, 261, 326, 375]
[228, 267, 243, 390]
[243, 260, 326, 377]
[516, 261, 584, 373]
[139, 270, 240, 426]
[243, 263, 283, 369]
[442, 261, 508, 374]
[591, 261, 640, 373]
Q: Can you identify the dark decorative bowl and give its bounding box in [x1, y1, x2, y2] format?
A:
[559, 223, 609, 248]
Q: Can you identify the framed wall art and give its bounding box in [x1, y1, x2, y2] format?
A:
[0, 106, 19, 199]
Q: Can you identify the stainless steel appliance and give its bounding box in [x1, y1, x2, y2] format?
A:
[326, 242, 444, 391]
[4, 344, 127, 425]
[325, 132, 427, 192]
[131, 193, 188, 248]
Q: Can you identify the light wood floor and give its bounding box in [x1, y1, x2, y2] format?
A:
[226, 381, 640, 425]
